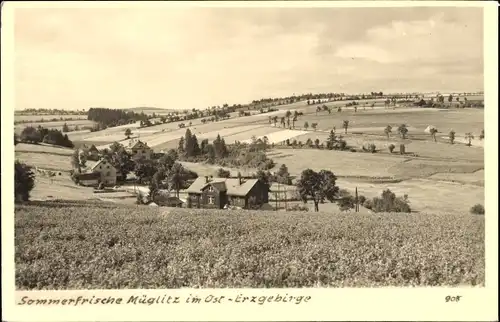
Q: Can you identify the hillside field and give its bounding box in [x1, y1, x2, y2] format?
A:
[15, 203, 485, 290]
[14, 98, 485, 214]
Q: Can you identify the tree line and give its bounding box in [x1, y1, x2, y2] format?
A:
[16, 126, 74, 148]
[177, 129, 275, 170]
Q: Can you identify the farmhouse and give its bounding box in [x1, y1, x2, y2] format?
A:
[74, 157, 117, 187]
[127, 139, 152, 160]
[90, 158, 117, 186]
[186, 176, 270, 210]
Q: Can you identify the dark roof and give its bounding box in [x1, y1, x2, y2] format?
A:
[186, 177, 265, 197]
[203, 181, 227, 192]
[129, 140, 151, 150]
[76, 172, 100, 180]
[89, 145, 99, 152]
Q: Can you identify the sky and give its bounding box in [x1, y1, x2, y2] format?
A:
[14, 6, 484, 111]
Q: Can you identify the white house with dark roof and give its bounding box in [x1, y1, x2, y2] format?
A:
[127, 139, 152, 160]
[185, 176, 270, 210]
[90, 158, 117, 186]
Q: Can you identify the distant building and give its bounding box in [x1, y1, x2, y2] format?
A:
[186, 176, 270, 210]
[88, 144, 100, 160]
[127, 139, 152, 160]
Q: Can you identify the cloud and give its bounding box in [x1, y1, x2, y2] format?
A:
[13, 7, 484, 110]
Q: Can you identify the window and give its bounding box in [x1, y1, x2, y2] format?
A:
[208, 196, 215, 204]
[99, 166, 102, 169]
[107, 165, 110, 169]
[208, 186, 214, 192]
[142, 150, 145, 153]
[106, 172, 110, 176]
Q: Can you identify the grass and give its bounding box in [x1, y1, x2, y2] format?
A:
[14, 114, 88, 122]
[15, 203, 484, 289]
[14, 119, 96, 134]
[293, 108, 484, 136]
[15, 152, 73, 172]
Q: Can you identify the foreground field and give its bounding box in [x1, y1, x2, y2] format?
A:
[15, 203, 484, 289]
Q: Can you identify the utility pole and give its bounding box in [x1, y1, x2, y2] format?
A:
[355, 187, 359, 212]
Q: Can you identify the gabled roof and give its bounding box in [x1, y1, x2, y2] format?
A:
[90, 158, 115, 172]
[186, 177, 265, 197]
[129, 140, 151, 150]
[89, 144, 99, 152]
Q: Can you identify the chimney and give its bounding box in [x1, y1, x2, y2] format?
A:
[205, 176, 209, 183]
[238, 172, 243, 185]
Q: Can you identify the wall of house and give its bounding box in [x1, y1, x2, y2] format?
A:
[229, 196, 246, 208]
[94, 161, 117, 186]
[132, 148, 152, 160]
[246, 182, 269, 208]
[79, 179, 99, 187]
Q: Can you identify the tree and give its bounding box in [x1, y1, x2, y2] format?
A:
[384, 125, 392, 139]
[273, 116, 278, 127]
[465, 132, 474, 146]
[134, 159, 156, 184]
[448, 94, 453, 103]
[216, 168, 231, 178]
[311, 123, 318, 131]
[62, 123, 70, 133]
[343, 120, 349, 134]
[276, 164, 292, 185]
[304, 122, 309, 130]
[338, 194, 355, 212]
[14, 133, 19, 145]
[479, 129, 484, 140]
[296, 169, 339, 212]
[429, 128, 438, 142]
[280, 117, 286, 128]
[365, 189, 411, 213]
[20, 126, 42, 144]
[254, 169, 271, 185]
[448, 130, 456, 144]
[167, 163, 187, 198]
[125, 128, 132, 139]
[397, 124, 408, 139]
[110, 152, 131, 181]
[15, 160, 35, 202]
[178, 136, 185, 153]
[71, 149, 82, 173]
[388, 144, 395, 153]
[326, 130, 337, 150]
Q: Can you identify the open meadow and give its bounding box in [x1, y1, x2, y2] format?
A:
[15, 203, 484, 289]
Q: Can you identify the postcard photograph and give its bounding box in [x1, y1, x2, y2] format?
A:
[2, 1, 498, 321]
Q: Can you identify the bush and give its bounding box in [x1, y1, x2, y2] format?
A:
[358, 195, 366, 205]
[15, 161, 35, 202]
[470, 204, 485, 215]
[288, 204, 309, 212]
[388, 144, 395, 153]
[369, 189, 411, 213]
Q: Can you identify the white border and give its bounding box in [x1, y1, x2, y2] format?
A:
[2, 2, 498, 321]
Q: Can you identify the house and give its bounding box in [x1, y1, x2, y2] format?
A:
[76, 172, 101, 187]
[127, 139, 152, 160]
[185, 176, 270, 210]
[88, 144, 100, 160]
[90, 158, 117, 186]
